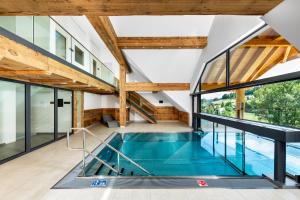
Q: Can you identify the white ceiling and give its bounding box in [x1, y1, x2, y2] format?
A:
[110, 16, 215, 37]
[124, 49, 202, 83]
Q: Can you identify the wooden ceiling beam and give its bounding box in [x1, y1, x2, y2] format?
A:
[241, 38, 291, 47]
[87, 16, 131, 72]
[0, 0, 282, 15]
[117, 37, 208, 49]
[125, 82, 190, 92]
[0, 70, 51, 76]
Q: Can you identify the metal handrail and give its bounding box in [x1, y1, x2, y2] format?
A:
[67, 129, 118, 175]
[67, 128, 153, 176]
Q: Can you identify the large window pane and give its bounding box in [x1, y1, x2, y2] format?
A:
[201, 53, 226, 91]
[31, 86, 54, 148]
[201, 91, 236, 118]
[0, 80, 25, 160]
[226, 127, 244, 171]
[243, 80, 300, 128]
[245, 133, 274, 176]
[230, 27, 300, 85]
[34, 16, 51, 51]
[57, 89, 72, 138]
[214, 123, 225, 157]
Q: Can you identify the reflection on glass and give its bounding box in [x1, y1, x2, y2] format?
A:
[243, 80, 300, 128]
[34, 16, 51, 51]
[31, 86, 54, 148]
[245, 132, 274, 176]
[201, 91, 236, 118]
[226, 127, 244, 171]
[75, 45, 84, 65]
[214, 123, 225, 156]
[57, 90, 72, 138]
[200, 120, 214, 154]
[201, 53, 226, 91]
[0, 80, 25, 160]
[0, 16, 33, 42]
[286, 143, 300, 176]
[230, 27, 300, 85]
[55, 31, 67, 60]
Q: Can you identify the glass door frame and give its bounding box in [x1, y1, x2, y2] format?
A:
[0, 76, 73, 164]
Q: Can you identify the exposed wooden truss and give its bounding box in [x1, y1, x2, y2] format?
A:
[201, 30, 300, 90]
[125, 82, 190, 91]
[87, 16, 131, 72]
[0, 0, 282, 15]
[0, 35, 115, 94]
[117, 37, 208, 49]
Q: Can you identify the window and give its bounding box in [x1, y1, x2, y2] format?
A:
[55, 31, 67, 60]
[230, 27, 300, 85]
[201, 53, 226, 91]
[201, 91, 236, 118]
[0, 80, 25, 160]
[92, 59, 97, 76]
[75, 46, 84, 65]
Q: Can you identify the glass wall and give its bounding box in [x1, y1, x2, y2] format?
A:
[57, 89, 72, 138]
[201, 53, 226, 91]
[0, 80, 25, 160]
[30, 86, 55, 148]
[226, 127, 244, 171]
[200, 119, 214, 155]
[0, 16, 117, 87]
[230, 28, 300, 85]
[214, 123, 225, 157]
[245, 133, 274, 176]
[201, 91, 236, 118]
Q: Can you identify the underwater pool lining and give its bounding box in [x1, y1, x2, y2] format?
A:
[52, 131, 280, 189]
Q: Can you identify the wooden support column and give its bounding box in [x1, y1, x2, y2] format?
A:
[119, 66, 127, 128]
[236, 89, 245, 119]
[73, 90, 84, 128]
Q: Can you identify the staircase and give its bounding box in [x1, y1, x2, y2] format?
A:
[127, 92, 157, 124]
[115, 91, 157, 124]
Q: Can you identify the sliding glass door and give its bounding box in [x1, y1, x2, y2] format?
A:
[30, 86, 55, 148]
[0, 80, 25, 160]
[57, 89, 72, 139]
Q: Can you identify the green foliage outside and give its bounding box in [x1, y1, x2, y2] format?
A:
[201, 80, 300, 128]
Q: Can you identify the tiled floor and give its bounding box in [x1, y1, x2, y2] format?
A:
[0, 122, 299, 200]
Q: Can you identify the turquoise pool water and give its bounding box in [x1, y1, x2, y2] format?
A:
[85, 132, 240, 176]
[85, 129, 300, 177]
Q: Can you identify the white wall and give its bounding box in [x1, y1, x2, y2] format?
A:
[190, 16, 265, 92]
[84, 92, 119, 110]
[263, 0, 300, 51]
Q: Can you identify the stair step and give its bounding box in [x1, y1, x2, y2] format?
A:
[107, 164, 115, 175]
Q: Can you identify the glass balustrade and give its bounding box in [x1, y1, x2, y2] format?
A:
[0, 16, 117, 87]
[199, 119, 300, 179]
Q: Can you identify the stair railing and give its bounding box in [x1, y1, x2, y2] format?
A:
[67, 128, 153, 176]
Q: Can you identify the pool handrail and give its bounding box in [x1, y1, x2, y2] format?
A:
[67, 128, 119, 175]
[67, 127, 153, 176]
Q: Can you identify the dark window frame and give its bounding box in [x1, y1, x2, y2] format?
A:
[0, 76, 74, 164]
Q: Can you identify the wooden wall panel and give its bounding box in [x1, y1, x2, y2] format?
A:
[84, 108, 130, 127]
[178, 111, 189, 125]
[154, 106, 179, 121]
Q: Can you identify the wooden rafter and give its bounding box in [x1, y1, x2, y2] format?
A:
[241, 38, 290, 47]
[125, 82, 190, 91]
[0, 0, 282, 15]
[117, 37, 207, 49]
[87, 16, 131, 72]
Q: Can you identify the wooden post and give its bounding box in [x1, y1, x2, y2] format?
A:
[236, 88, 245, 119]
[73, 90, 84, 128]
[119, 66, 127, 127]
